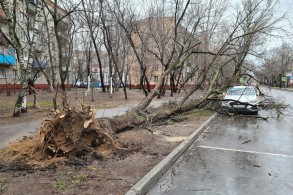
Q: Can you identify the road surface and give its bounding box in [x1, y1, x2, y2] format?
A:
[148, 88, 293, 194]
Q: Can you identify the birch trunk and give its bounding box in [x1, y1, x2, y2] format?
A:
[0, 1, 27, 116]
[0, 0, 41, 116]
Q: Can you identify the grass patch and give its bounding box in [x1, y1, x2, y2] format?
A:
[57, 180, 68, 190]
[193, 110, 213, 117]
[0, 101, 15, 109]
[27, 101, 53, 109]
[185, 110, 213, 119]
[72, 173, 88, 183]
[0, 148, 5, 154]
[0, 178, 7, 192]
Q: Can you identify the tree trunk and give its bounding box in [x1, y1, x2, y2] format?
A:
[42, 4, 56, 90]
[140, 67, 148, 97]
[137, 73, 164, 110]
[1, 0, 40, 116]
[104, 93, 213, 134]
[13, 56, 28, 116]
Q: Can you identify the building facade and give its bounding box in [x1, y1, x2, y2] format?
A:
[127, 17, 198, 89]
[0, 0, 70, 92]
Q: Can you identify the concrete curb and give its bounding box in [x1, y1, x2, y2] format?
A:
[125, 113, 218, 195]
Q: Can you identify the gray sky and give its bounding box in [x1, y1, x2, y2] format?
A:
[269, 0, 293, 47]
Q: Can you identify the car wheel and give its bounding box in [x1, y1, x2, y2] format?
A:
[251, 106, 258, 115]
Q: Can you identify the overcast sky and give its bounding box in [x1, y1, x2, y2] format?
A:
[269, 0, 293, 47]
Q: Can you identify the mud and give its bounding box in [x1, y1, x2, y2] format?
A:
[0, 111, 210, 195]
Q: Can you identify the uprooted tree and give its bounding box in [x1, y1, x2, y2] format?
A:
[0, 0, 289, 166]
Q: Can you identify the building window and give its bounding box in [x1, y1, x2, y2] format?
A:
[29, 16, 34, 29]
[23, 51, 28, 60]
[152, 42, 159, 49]
[0, 69, 6, 78]
[153, 64, 158, 71]
[13, 69, 18, 79]
[8, 48, 15, 56]
[20, 31, 26, 41]
[186, 67, 192, 73]
[19, 12, 25, 22]
[154, 76, 159, 82]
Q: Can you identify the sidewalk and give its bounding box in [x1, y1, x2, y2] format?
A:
[271, 86, 293, 92]
[0, 97, 181, 148]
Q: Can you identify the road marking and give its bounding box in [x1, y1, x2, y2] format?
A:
[197, 145, 293, 158]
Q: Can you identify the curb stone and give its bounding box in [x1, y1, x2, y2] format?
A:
[125, 113, 218, 195]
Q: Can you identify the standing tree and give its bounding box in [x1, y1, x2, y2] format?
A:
[80, 0, 107, 93]
[0, 0, 41, 116]
[41, 0, 80, 93]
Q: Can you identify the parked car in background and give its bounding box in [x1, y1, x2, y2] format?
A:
[74, 81, 88, 88]
[222, 86, 259, 115]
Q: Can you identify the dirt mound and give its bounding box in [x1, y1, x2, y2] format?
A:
[0, 107, 136, 169]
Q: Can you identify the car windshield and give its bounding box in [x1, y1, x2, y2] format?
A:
[227, 87, 256, 95]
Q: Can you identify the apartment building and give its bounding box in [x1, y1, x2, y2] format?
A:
[0, 5, 17, 88]
[78, 17, 198, 90]
[0, 0, 70, 91]
[128, 17, 198, 89]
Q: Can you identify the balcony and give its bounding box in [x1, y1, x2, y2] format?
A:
[0, 54, 16, 66]
[33, 59, 46, 69]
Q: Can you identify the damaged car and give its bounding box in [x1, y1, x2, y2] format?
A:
[222, 86, 259, 115]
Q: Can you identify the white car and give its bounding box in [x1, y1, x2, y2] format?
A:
[222, 86, 259, 115]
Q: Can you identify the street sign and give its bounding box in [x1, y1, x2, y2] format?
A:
[282, 76, 288, 82]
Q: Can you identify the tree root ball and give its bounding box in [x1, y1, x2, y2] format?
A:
[0, 107, 139, 169]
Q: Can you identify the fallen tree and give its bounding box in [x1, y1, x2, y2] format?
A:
[0, 90, 219, 168]
[0, 0, 286, 169]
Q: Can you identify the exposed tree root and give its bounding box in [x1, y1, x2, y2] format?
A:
[33, 107, 139, 160]
[0, 105, 141, 169]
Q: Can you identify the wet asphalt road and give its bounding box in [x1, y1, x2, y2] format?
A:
[148, 88, 293, 195]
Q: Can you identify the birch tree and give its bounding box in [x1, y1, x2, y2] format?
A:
[0, 0, 41, 116]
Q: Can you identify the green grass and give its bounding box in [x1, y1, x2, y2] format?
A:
[73, 173, 88, 183]
[57, 180, 68, 190]
[0, 101, 15, 109]
[0, 100, 53, 110]
[186, 110, 213, 119]
[0, 148, 5, 155]
[0, 178, 7, 192]
[27, 101, 53, 108]
[193, 110, 213, 117]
